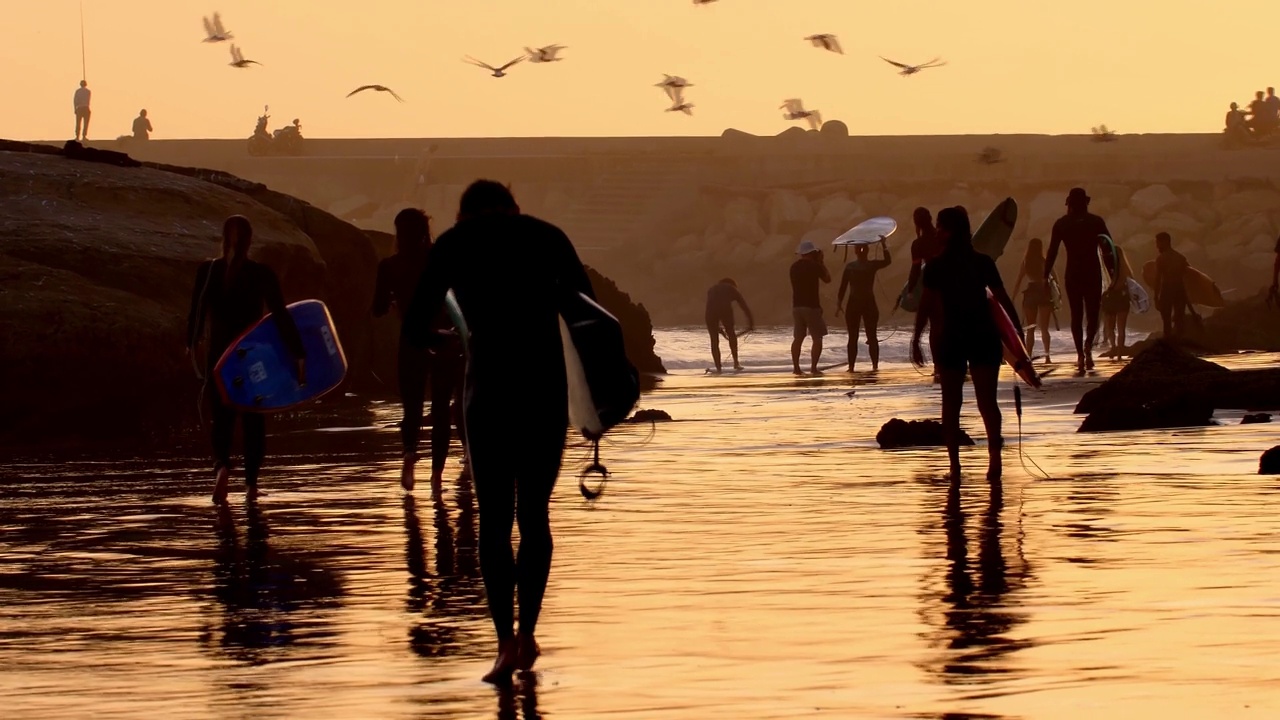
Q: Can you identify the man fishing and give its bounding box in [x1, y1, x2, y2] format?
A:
[1045, 187, 1113, 374]
[73, 80, 91, 141]
[705, 278, 753, 373]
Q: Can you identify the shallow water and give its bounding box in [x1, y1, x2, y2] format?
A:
[3, 328, 1280, 718]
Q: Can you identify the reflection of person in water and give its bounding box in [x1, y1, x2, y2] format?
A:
[496, 677, 543, 720]
[918, 483, 1032, 684]
[204, 504, 343, 664]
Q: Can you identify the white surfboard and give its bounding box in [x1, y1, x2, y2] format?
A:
[833, 216, 897, 247]
[561, 316, 603, 439]
[1127, 278, 1151, 314]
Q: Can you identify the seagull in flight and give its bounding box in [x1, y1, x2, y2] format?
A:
[525, 45, 567, 63]
[202, 12, 233, 43]
[880, 56, 946, 76]
[655, 74, 693, 101]
[781, 98, 822, 131]
[804, 34, 843, 54]
[665, 87, 694, 115]
[228, 44, 260, 68]
[464, 55, 525, 78]
[347, 85, 404, 102]
[693, 0, 718, 4]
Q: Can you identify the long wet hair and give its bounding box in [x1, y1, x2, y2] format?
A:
[1023, 237, 1045, 275]
[913, 207, 934, 236]
[394, 208, 431, 256]
[936, 206, 972, 249]
[221, 215, 253, 279]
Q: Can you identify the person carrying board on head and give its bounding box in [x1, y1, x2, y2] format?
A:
[705, 278, 753, 373]
[911, 206, 1022, 483]
[187, 215, 306, 505]
[836, 237, 892, 371]
[1045, 187, 1114, 375]
[790, 240, 831, 375]
[402, 180, 595, 684]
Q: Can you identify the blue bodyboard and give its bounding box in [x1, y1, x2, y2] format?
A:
[214, 299, 348, 412]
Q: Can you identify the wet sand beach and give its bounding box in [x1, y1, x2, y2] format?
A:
[3, 328, 1280, 718]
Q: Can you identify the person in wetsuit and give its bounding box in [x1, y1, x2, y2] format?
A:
[1011, 237, 1055, 363]
[1154, 232, 1190, 339]
[373, 209, 466, 493]
[790, 240, 832, 375]
[904, 207, 940, 300]
[187, 215, 305, 504]
[911, 206, 1022, 482]
[402, 179, 594, 684]
[1101, 243, 1134, 351]
[1045, 187, 1113, 374]
[705, 278, 754, 373]
[836, 238, 892, 371]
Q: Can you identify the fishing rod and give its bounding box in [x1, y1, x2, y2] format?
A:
[80, 1, 87, 82]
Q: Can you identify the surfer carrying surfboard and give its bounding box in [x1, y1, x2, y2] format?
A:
[402, 180, 596, 684]
[1153, 232, 1190, 339]
[1045, 188, 1114, 374]
[1010, 238, 1055, 363]
[705, 278, 753, 373]
[836, 238, 891, 371]
[1100, 243, 1135, 351]
[187, 215, 306, 504]
[910, 206, 1022, 482]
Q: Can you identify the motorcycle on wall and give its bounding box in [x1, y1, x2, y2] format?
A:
[247, 106, 304, 156]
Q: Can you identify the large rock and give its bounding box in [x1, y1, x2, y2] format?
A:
[1150, 211, 1204, 237]
[1129, 184, 1180, 219]
[1215, 189, 1280, 218]
[1078, 397, 1215, 433]
[1260, 446, 1280, 475]
[0, 146, 335, 441]
[723, 196, 766, 243]
[1026, 191, 1065, 235]
[812, 194, 864, 230]
[584, 266, 666, 375]
[766, 191, 813, 236]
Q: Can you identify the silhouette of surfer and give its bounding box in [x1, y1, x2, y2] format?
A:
[402, 180, 594, 684]
[1045, 187, 1113, 374]
[187, 215, 305, 504]
[1154, 232, 1189, 339]
[1010, 238, 1055, 363]
[790, 240, 831, 375]
[1101, 243, 1134, 351]
[705, 278, 753, 373]
[911, 206, 1021, 482]
[374, 209, 466, 493]
[836, 238, 891, 371]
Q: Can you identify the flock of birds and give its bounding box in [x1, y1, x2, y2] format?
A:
[198, 8, 950, 131]
[198, 5, 1116, 142]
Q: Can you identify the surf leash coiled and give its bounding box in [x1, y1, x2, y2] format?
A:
[579, 439, 609, 501]
[1013, 385, 1051, 480]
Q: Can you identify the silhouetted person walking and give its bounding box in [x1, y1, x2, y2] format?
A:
[1154, 232, 1189, 339]
[705, 278, 753, 373]
[403, 180, 594, 684]
[73, 80, 91, 141]
[790, 240, 831, 375]
[1045, 187, 1113, 374]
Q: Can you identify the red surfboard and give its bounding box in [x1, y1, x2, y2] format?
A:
[987, 288, 1041, 388]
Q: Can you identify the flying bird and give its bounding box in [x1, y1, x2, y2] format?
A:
[880, 56, 946, 76]
[202, 12, 233, 43]
[525, 45, 567, 63]
[655, 74, 693, 101]
[1091, 125, 1118, 142]
[666, 99, 695, 116]
[348, 85, 404, 102]
[694, 0, 718, 4]
[781, 98, 822, 131]
[805, 34, 843, 54]
[464, 55, 525, 78]
[228, 44, 260, 68]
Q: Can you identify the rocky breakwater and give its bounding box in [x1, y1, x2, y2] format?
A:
[0, 140, 379, 445]
[624, 177, 1280, 326]
[1075, 341, 1280, 432]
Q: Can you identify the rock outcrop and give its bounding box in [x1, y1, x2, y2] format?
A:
[0, 141, 379, 443]
[876, 418, 974, 449]
[1260, 446, 1280, 475]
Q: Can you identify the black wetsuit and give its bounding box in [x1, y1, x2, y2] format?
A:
[187, 259, 303, 487]
[374, 250, 465, 472]
[403, 212, 594, 641]
[837, 250, 892, 367]
[923, 245, 1009, 371]
[1045, 211, 1111, 356]
[1155, 249, 1189, 338]
[705, 282, 751, 370]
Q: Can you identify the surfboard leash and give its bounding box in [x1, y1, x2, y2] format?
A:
[1012, 385, 1051, 481]
[578, 439, 609, 501]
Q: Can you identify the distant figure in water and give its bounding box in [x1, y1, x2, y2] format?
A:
[1045, 187, 1113, 374]
[790, 240, 831, 375]
[187, 215, 305, 504]
[403, 180, 594, 684]
[912, 206, 1021, 482]
[132, 109, 152, 141]
[705, 278, 754, 373]
[836, 237, 891, 371]
[73, 80, 91, 141]
[1011, 238, 1055, 362]
[373, 209, 465, 493]
[1101, 243, 1134, 351]
[1154, 232, 1189, 339]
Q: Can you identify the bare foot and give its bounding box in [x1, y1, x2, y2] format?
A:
[793, 367, 804, 376]
[733, 363, 743, 371]
[1085, 354, 1095, 371]
[429, 470, 444, 497]
[482, 638, 519, 685]
[810, 368, 824, 376]
[945, 465, 962, 482]
[245, 485, 259, 503]
[515, 633, 541, 673]
[211, 466, 230, 505]
[401, 453, 417, 492]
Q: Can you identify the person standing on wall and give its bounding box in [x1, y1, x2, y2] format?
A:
[73, 80, 91, 141]
[790, 240, 831, 376]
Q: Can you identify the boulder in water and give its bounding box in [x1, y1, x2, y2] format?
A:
[876, 418, 974, 449]
[629, 408, 673, 423]
[1260, 446, 1280, 474]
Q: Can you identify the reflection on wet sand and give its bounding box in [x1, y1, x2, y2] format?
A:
[403, 474, 486, 659]
[202, 502, 344, 665]
[919, 481, 1035, 688]
[495, 677, 543, 720]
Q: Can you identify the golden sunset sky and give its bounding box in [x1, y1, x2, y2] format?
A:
[5, 0, 1276, 140]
